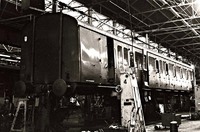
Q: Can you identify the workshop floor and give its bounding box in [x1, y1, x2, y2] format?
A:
[146, 119, 200, 132]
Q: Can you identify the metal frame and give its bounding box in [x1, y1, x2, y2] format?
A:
[70, 0, 200, 65]
[1, 0, 200, 65]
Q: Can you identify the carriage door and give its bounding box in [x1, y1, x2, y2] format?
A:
[135, 48, 143, 88]
[148, 55, 157, 88]
[80, 27, 107, 84]
[107, 37, 115, 84]
[143, 51, 148, 87]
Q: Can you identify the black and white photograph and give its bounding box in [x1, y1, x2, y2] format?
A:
[0, 0, 200, 131]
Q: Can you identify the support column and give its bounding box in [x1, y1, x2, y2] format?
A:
[113, 20, 117, 35]
[145, 34, 149, 49]
[88, 7, 93, 25]
[168, 48, 171, 57]
[52, 0, 57, 13]
[158, 43, 161, 53]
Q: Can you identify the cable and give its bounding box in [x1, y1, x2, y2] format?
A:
[127, 0, 134, 50]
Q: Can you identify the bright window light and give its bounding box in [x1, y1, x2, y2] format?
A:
[193, 0, 200, 15]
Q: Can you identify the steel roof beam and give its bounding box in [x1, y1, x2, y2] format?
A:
[131, 1, 195, 16]
[172, 42, 200, 47]
[109, 1, 149, 27]
[160, 35, 200, 43]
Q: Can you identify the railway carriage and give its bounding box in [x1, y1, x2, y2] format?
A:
[18, 13, 194, 130]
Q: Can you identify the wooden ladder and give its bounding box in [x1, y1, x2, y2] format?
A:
[10, 98, 28, 132]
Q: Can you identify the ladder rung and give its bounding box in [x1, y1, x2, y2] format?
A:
[10, 129, 23, 132]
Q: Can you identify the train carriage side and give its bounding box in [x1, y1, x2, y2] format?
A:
[79, 26, 108, 84]
[148, 52, 169, 89]
[134, 47, 144, 87]
[175, 64, 182, 90]
[78, 23, 147, 87]
[114, 40, 148, 89]
[21, 13, 117, 87]
[79, 19, 195, 124]
[21, 12, 148, 93]
[113, 40, 132, 83]
[20, 13, 138, 129]
[147, 51, 194, 91]
[174, 63, 189, 90]
[148, 54, 158, 88]
[19, 13, 196, 127]
[78, 25, 136, 86]
[172, 63, 193, 91]
[144, 50, 194, 122]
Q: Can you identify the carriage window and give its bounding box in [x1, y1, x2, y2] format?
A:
[166, 63, 169, 75]
[135, 52, 143, 69]
[143, 55, 147, 69]
[156, 60, 159, 73]
[190, 71, 193, 80]
[186, 70, 189, 80]
[130, 51, 134, 67]
[107, 37, 114, 69]
[180, 68, 183, 79]
[124, 48, 129, 66]
[169, 64, 174, 76]
[159, 60, 163, 74]
[182, 68, 186, 79]
[163, 61, 166, 74]
[173, 65, 176, 77]
[117, 46, 123, 67]
[149, 56, 156, 72]
[176, 66, 181, 78]
[188, 71, 191, 80]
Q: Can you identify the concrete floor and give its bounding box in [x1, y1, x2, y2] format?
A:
[146, 119, 200, 132]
